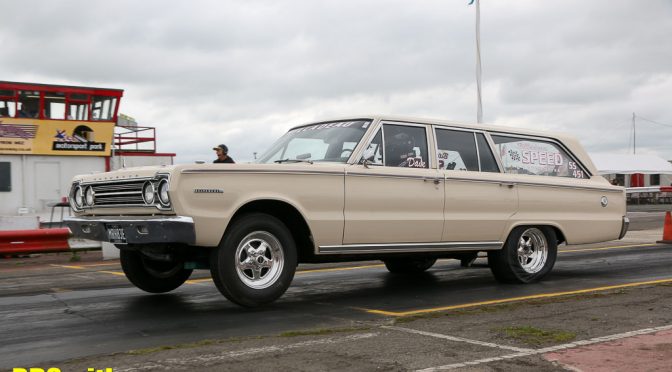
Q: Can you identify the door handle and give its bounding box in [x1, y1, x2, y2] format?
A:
[424, 178, 441, 185]
[499, 182, 515, 188]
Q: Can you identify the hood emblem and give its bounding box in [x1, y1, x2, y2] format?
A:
[194, 188, 224, 194]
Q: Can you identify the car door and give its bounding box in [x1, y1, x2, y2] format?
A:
[342, 122, 444, 246]
[436, 128, 518, 243]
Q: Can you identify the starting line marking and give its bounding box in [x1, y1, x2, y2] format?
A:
[383, 326, 533, 353]
[560, 243, 658, 253]
[414, 324, 672, 371]
[362, 278, 672, 317]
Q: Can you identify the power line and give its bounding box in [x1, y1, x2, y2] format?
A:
[636, 115, 672, 128]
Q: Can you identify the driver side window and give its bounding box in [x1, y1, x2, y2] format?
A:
[383, 124, 429, 168]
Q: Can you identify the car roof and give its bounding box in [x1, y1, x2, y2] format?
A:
[290, 115, 598, 175]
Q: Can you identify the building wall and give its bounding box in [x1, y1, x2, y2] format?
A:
[0, 155, 105, 215]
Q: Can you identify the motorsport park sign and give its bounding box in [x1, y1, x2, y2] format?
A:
[0, 118, 114, 156]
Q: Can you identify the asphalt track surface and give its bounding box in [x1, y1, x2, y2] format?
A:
[1, 232, 671, 368]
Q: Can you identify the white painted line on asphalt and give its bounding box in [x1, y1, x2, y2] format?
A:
[383, 326, 533, 353]
[114, 332, 379, 372]
[415, 324, 672, 371]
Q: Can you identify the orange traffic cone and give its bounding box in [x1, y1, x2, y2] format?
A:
[657, 211, 672, 244]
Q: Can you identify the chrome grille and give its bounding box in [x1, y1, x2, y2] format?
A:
[90, 180, 147, 207]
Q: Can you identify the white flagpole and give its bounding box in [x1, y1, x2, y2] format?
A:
[475, 0, 483, 124]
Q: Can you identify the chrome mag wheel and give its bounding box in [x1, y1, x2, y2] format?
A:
[517, 228, 548, 274]
[235, 231, 285, 289]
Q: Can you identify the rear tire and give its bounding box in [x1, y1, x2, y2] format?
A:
[383, 257, 437, 273]
[210, 213, 297, 307]
[488, 226, 557, 283]
[120, 250, 193, 293]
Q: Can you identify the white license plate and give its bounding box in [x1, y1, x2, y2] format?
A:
[106, 225, 127, 244]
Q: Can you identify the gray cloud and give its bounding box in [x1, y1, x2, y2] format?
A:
[1, 0, 671, 163]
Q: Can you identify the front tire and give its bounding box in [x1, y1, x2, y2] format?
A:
[488, 226, 557, 283]
[120, 250, 193, 293]
[383, 257, 437, 273]
[210, 213, 297, 307]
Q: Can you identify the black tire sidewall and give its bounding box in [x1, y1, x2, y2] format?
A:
[211, 213, 297, 307]
[120, 249, 193, 293]
[489, 226, 557, 283]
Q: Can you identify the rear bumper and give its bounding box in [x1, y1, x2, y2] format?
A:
[64, 215, 195, 245]
[619, 216, 630, 240]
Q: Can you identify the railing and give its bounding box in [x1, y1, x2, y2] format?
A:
[626, 186, 672, 205]
[114, 125, 156, 152]
[0, 228, 71, 255]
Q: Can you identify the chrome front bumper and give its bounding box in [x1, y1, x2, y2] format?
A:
[619, 216, 630, 240]
[64, 215, 196, 245]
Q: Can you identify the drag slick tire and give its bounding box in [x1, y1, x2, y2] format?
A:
[488, 226, 557, 283]
[383, 257, 437, 273]
[120, 250, 193, 293]
[210, 213, 297, 307]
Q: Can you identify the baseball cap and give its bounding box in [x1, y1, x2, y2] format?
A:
[213, 144, 228, 153]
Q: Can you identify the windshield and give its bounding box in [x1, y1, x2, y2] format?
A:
[257, 120, 372, 164]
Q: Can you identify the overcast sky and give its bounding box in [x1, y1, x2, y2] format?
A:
[1, 0, 671, 163]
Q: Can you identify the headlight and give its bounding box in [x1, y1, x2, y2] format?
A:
[74, 186, 84, 208]
[142, 182, 155, 205]
[84, 186, 94, 206]
[158, 179, 170, 206]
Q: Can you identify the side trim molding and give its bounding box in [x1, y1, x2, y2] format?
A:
[318, 241, 503, 255]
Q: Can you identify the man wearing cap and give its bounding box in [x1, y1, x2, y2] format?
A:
[213, 144, 235, 163]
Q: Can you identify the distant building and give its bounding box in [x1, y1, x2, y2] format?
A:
[0, 81, 175, 217]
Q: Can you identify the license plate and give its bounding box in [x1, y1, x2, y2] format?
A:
[106, 225, 127, 244]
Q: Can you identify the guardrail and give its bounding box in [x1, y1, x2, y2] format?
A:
[0, 228, 71, 255]
[626, 186, 672, 194]
[626, 186, 672, 205]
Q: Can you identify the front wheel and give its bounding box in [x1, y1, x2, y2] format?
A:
[210, 213, 297, 307]
[120, 250, 193, 293]
[488, 226, 557, 283]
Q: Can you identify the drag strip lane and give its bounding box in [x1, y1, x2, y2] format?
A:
[1, 242, 671, 367]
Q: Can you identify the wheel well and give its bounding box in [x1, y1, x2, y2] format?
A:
[551, 226, 566, 245]
[229, 200, 314, 262]
[509, 224, 566, 245]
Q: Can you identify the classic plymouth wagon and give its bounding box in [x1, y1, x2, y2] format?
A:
[65, 116, 628, 307]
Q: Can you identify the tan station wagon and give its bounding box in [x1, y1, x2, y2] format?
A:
[65, 115, 628, 307]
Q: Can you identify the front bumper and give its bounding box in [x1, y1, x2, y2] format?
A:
[619, 216, 630, 240]
[64, 215, 195, 245]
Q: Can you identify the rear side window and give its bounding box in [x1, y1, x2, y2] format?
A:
[491, 135, 588, 179]
[435, 129, 500, 173]
[435, 129, 478, 171]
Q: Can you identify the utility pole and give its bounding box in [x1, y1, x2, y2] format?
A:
[475, 0, 483, 123]
[632, 112, 636, 154]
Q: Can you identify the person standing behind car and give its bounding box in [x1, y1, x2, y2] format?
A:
[213, 144, 235, 163]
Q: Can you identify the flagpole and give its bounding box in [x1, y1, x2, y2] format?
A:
[475, 0, 483, 124]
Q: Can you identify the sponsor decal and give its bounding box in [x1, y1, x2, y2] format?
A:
[291, 120, 363, 133]
[0, 118, 113, 156]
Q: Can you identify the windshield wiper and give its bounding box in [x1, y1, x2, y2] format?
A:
[274, 158, 314, 164]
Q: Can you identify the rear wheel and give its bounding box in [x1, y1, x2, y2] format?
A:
[488, 226, 557, 283]
[383, 257, 437, 273]
[210, 213, 297, 307]
[120, 250, 193, 293]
